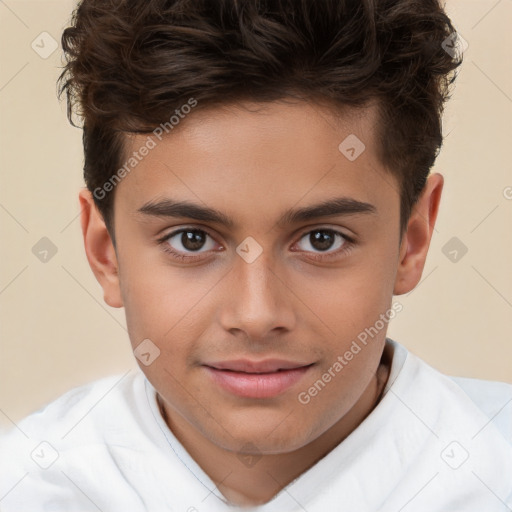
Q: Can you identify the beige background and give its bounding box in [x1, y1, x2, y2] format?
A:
[0, 0, 511, 429]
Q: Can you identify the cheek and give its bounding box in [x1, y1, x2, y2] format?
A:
[119, 251, 213, 339]
[296, 257, 393, 387]
[296, 258, 394, 334]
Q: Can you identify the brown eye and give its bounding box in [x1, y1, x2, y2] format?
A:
[296, 229, 347, 254]
[163, 229, 216, 255]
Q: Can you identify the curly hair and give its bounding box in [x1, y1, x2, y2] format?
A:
[58, 0, 462, 242]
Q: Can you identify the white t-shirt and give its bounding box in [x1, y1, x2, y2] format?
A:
[1, 339, 511, 511]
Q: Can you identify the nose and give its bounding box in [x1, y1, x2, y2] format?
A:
[218, 250, 297, 341]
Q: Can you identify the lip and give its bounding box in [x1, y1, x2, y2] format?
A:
[205, 358, 312, 373]
[203, 360, 314, 399]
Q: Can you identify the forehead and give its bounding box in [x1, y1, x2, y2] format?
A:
[117, 100, 399, 229]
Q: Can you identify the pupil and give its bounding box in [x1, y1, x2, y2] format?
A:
[311, 230, 334, 251]
[182, 231, 205, 251]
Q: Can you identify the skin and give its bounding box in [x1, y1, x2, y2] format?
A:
[79, 99, 443, 506]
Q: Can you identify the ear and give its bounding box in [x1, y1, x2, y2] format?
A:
[393, 173, 444, 295]
[78, 188, 123, 308]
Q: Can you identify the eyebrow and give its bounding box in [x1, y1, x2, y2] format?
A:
[136, 196, 377, 228]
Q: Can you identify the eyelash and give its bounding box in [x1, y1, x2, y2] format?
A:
[156, 227, 355, 263]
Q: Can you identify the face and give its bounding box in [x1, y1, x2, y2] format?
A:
[100, 100, 407, 454]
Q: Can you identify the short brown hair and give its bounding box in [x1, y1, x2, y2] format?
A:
[58, 0, 462, 243]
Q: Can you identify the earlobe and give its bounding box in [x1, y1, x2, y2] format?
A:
[78, 188, 124, 308]
[393, 173, 444, 295]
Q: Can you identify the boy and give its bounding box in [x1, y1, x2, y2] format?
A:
[1, 0, 511, 510]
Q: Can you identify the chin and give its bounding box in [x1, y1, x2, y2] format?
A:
[212, 422, 311, 455]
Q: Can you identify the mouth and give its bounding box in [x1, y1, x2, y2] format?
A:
[203, 360, 315, 399]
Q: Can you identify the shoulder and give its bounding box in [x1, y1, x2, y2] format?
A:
[449, 375, 512, 445]
[2, 370, 140, 440]
[385, 339, 512, 447]
[0, 370, 149, 511]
